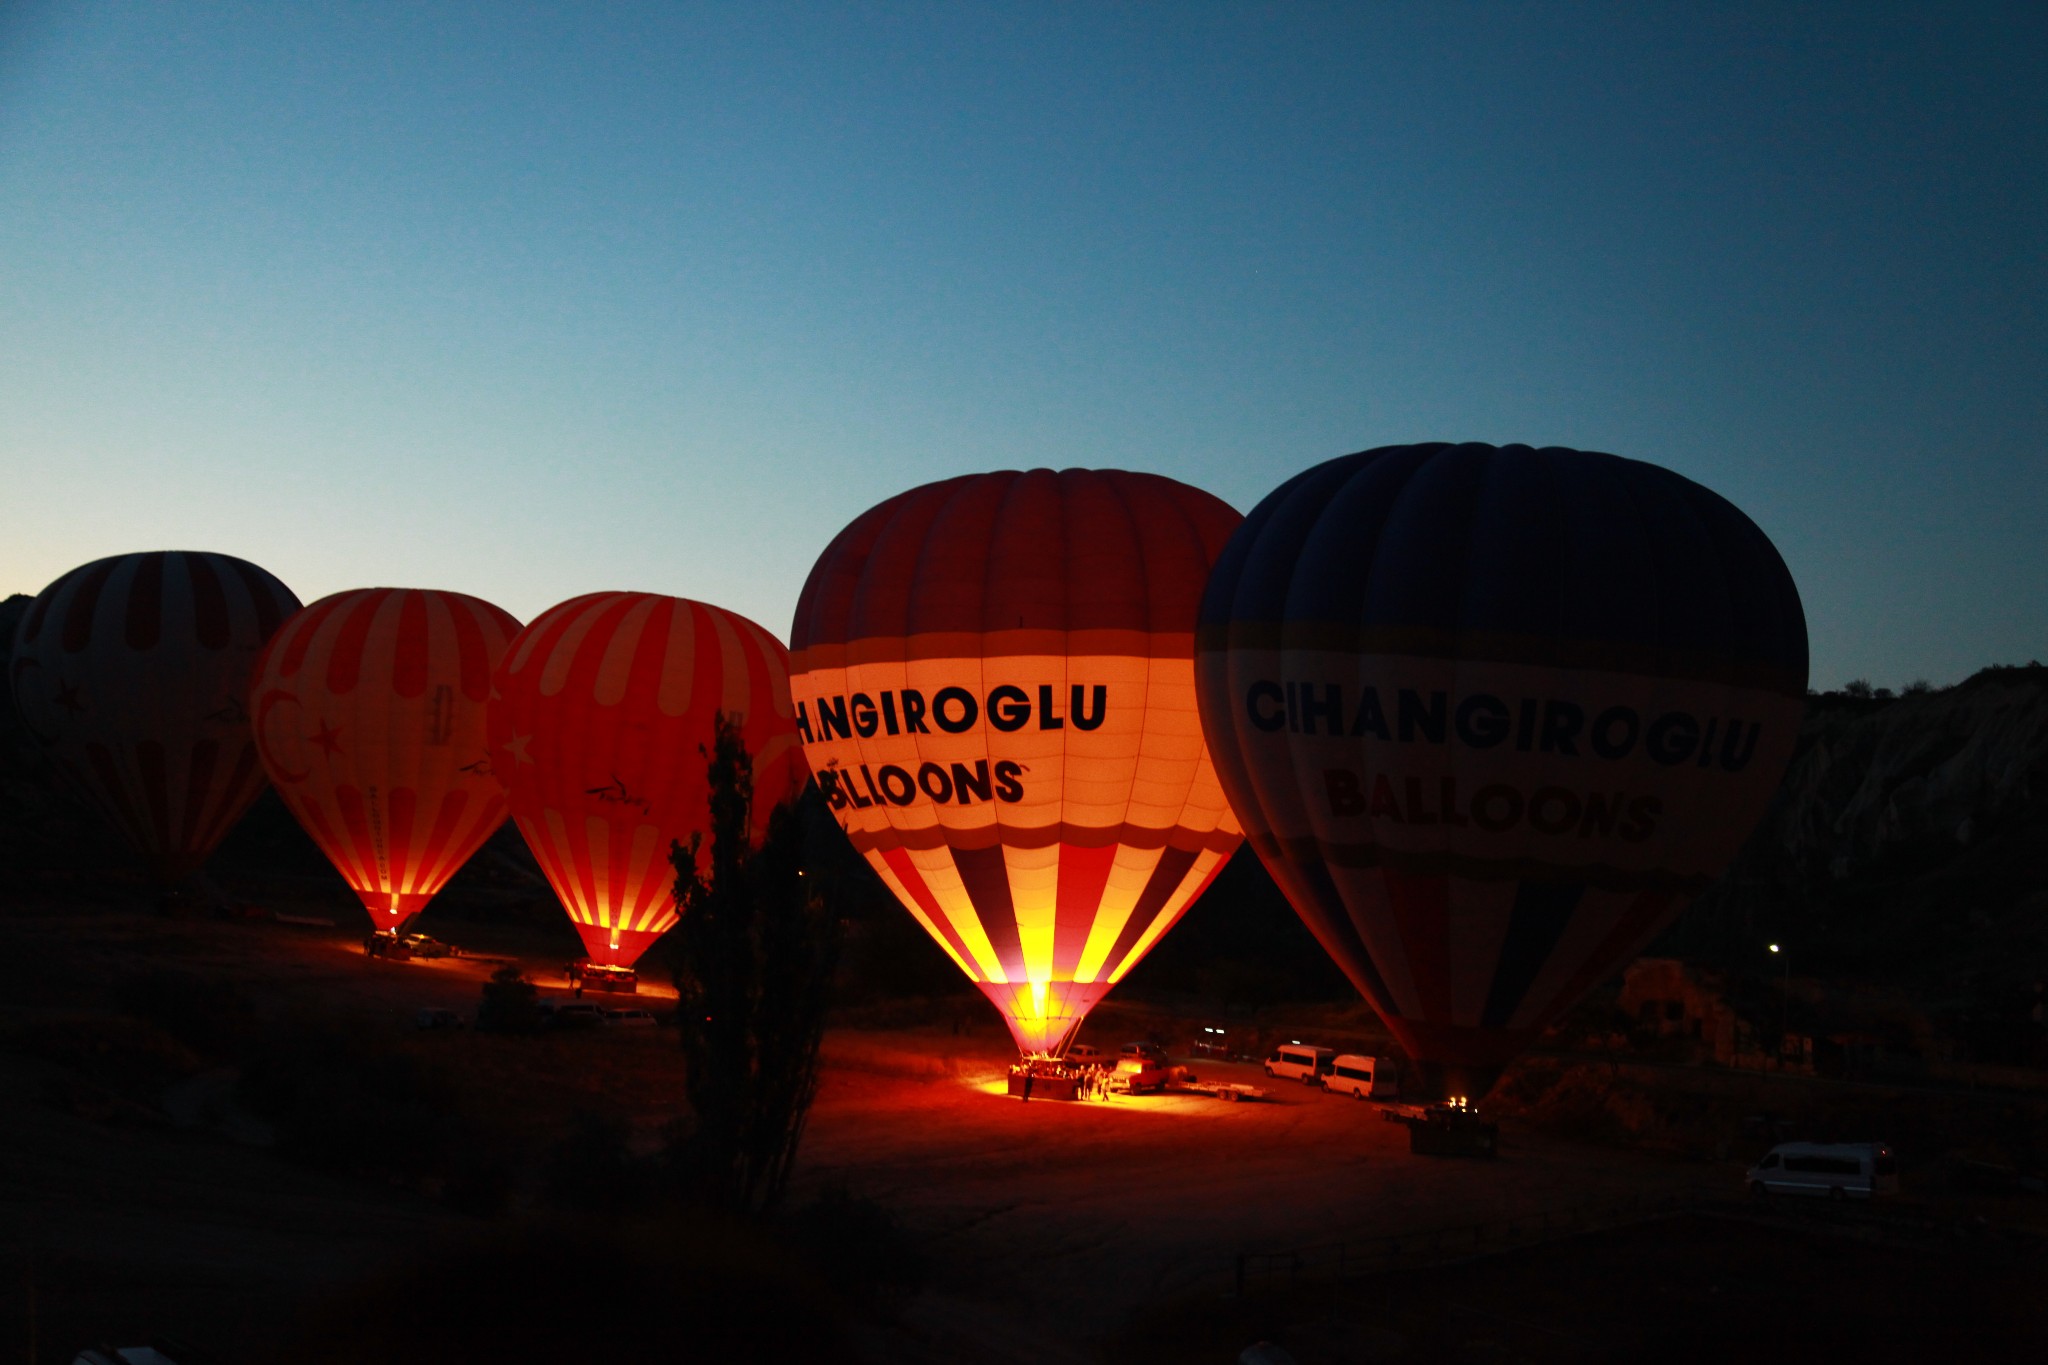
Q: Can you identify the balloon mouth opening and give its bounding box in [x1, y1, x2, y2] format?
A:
[975, 978, 1114, 1057]
[1409, 1060, 1508, 1106]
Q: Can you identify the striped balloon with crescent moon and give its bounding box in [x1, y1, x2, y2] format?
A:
[487, 592, 807, 969]
[9, 550, 302, 883]
[251, 588, 523, 929]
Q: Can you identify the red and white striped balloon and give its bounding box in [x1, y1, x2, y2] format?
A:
[9, 551, 301, 882]
[487, 593, 807, 969]
[251, 588, 522, 930]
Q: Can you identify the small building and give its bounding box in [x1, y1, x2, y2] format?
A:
[1620, 958, 1743, 1063]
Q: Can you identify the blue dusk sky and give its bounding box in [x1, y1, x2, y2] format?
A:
[2, 2, 2041, 690]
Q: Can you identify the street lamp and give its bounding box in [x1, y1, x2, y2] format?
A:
[1769, 943, 1791, 1062]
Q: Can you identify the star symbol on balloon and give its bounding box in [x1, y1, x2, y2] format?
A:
[309, 719, 344, 758]
[505, 733, 534, 766]
[53, 679, 85, 715]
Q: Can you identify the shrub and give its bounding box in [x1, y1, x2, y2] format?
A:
[476, 965, 542, 1033]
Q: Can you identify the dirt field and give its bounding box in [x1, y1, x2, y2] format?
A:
[0, 897, 2040, 1362]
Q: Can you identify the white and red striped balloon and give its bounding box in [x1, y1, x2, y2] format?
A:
[251, 588, 522, 930]
[487, 593, 807, 969]
[9, 551, 301, 883]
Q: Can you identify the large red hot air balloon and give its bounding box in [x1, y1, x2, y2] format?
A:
[251, 588, 522, 932]
[487, 593, 805, 970]
[9, 551, 301, 883]
[790, 469, 1244, 1056]
[1195, 443, 1808, 1099]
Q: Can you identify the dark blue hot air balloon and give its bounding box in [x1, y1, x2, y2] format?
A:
[1194, 443, 1807, 1100]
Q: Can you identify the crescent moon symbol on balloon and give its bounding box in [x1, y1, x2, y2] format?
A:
[255, 688, 311, 784]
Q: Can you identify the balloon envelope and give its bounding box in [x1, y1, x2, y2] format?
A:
[790, 469, 1244, 1055]
[1195, 444, 1808, 1099]
[487, 593, 805, 970]
[252, 588, 522, 930]
[9, 551, 301, 883]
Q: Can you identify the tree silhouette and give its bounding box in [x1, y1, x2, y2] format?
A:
[666, 712, 839, 1213]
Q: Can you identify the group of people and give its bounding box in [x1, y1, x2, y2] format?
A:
[1010, 1058, 1115, 1102]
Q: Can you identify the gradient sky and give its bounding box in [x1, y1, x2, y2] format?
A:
[3, 2, 2041, 689]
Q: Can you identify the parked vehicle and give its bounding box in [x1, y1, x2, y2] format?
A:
[601, 1007, 659, 1027]
[1110, 1054, 1166, 1094]
[540, 1001, 605, 1030]
[1747, 1142, 1898, 1199]
[1120, 1041, 1169, 1068]
[1322, 1053, 1399, 1099]
[1064, 1043, 1106, 1067]
[1407, 1103, 1498, 1158]
[414, 1007, 465, 1030]
[400, 933, 455, 959]
[1263, 1044, 1335, 1084]
[72, 1345, 190, 1365]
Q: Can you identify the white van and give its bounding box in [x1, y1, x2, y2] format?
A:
[1322, 1054, 1398, 1099]
[1263, 1044, 1335, 1084]
[1746, 1142, 1899, 1199]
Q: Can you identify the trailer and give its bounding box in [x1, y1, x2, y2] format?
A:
[1383, 1101, 1499, 1158]
[1166, 1077, 1272, 1103]
[568, 961, 639, 995]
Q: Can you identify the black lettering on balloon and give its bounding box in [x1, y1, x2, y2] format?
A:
[1070, 684, 1107, 731]
[877, 765, 917, 805]
[1538, 700, 1583, 755]
[994, 760, 1025, 803]
[951, 760, 993, 803]
[933, 687, 978, 733]
[1472, 784, 1523, 832]
[1454, 693, 1510, 748]
[1620, 795, 1662, 841]
[1298, 683, 1342, 735]
[1247, 681, 1285, 732]
[916, 762, 953, 802]
[989, 685, 1031, 732]
[1325, 767, 1365, 817]
[1578, 791, 1624, 838]
[1397, 689, 1445, 743]
[1528, 786, 1581, 835]
[1590, 706, 1639, 760]
[1037, 684, 1063, 730]
[1646, 712, 1699, 765]
[1351, 686, 1390, 740]
[1720, 720, 1760, 772]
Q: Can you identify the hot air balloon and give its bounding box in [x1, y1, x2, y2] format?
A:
[789, 469, 1245, 1056]
[1195, 443, 1808, 1100]
[250, 588, 522, 933]
[487, 593, 805, 971]
[9, 551, 301, 884]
